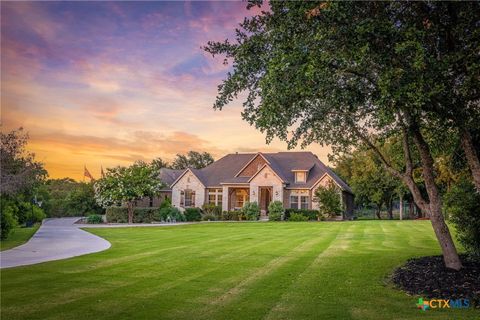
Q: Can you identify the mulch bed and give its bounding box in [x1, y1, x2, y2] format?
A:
[392, 254, 480, 308]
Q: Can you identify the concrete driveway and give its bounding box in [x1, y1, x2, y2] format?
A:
[0, 217, 111, 269]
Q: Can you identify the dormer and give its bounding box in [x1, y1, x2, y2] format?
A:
[292, 170, 308, 183]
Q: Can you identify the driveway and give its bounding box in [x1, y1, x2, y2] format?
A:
[0, 217, 111, 269]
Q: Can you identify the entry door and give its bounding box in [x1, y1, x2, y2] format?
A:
[260, 187, 273, 214]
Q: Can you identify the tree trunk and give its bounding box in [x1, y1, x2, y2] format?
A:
[412, 126, 462, 270]
[460, 129, 480, 192]
[127, 202, 134, 224]
[387, 199, 393, 220]
[375, 202, 382, 220]
[399, 195, 403, 220]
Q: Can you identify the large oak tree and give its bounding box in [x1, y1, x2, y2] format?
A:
[205, 1, 479, 269]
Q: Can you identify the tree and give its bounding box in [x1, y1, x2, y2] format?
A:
[204, 1, 471, 269]
[151, 157, 170, 172]
[334, 142, 403, 219]
[1, 128, 46, 196]
[314, 182, 342, 219]
[170, 151, 214, 170]
[94, 161, 165, 223]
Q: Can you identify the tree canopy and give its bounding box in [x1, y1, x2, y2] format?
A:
[205, 1, 479, 269]
[170, 151, 214, 170]
[94, 161, 165, 223]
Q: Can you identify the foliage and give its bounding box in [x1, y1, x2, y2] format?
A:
[40, 179, 103, 217]
[284, 209, 320, 221]
[159, 197, 172, 209]
[87, 214, 103, 224]
[1, 205, 18, 240]
[106, 207, 158, 223]
[156, 207, 185, 222]
[25, 204, 46, 224]
[288, 213, 309, 222]
[170, 151, 214, 170]
[0, 128, 46, 196]
[242, 202, 260, 221]
[151, 157, 170, 172]
[314, 182, 343, 219]
[204, 1, 480, 269]
[444, 178, 480, 256]
[95, 161, 165, 223]
[268, 201, 284, 221]
[201, 203, 222, 218]
[334, 140, 406, 219]
[202, 214, 216, 221]
[184, 208, 202, 222]
[221, 211, 243, 221]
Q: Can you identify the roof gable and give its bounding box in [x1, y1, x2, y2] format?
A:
[235, 153, 270, 177]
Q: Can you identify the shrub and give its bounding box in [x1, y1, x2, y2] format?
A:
[202, 203, 222, 219]
[202, 214, 216, 221]
[284, 208, 319, 221]
[106, 207, 128, 223]
[1, 205, 18, 240]
[160, 197, 172, 209]
[314, 182, 343, 218]
[155, 207, 185, 222]
[25, 205, 46, 224]
[242, 201, 260, 221]
[221, 211, 242, 221]
[268, 212, 282, 221]
[268, 201, 284, 221]
[444, 178, 480, 256]
[184, 207, 202, 221]
[87, 214, 103, 224]
[288, 213, 309, 222]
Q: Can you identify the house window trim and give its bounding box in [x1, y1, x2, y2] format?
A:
[289, 190, 309, 210]
[294, 171, 307, 183]
[208, 188, 223, 206]
[181, 189, 196, 208]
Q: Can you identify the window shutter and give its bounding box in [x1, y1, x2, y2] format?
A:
[180, 190, 185, 207]
[192, 191, 196, 207]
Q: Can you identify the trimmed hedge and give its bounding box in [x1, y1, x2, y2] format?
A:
[221, 211, 244, 221]
[284, 208, 320, 221]
[106, 207, 158, 223]
[289, 213, 309, 222]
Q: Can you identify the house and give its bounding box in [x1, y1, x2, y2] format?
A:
[154, 152, 354, 219]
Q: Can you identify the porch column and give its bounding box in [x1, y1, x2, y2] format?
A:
[222, 186, 229, 212]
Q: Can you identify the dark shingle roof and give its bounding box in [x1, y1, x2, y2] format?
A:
[159, 168, 184, 190]
[168, 152, 352, 193]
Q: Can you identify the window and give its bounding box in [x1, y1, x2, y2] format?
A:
[295, 171, 307, 183]
[235, 189, 249, 209]
[208, 188, 223, 206]
[181, 189, 195, 208]
[289, 190, 309, 209]
[300, 196, 309, 209]
[290, 196, 299, 209]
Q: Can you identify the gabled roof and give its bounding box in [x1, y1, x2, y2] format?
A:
[159, 168, 184, 190]
[167, 151, 352, 193]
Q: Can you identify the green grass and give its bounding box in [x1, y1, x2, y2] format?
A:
[1, 221, 477, 319]
[0, 224, 40, 251]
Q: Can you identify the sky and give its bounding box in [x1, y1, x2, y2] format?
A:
[1, 1, 331, 180]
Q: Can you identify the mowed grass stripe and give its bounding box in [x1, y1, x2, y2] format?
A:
[2, 222, 479, 320]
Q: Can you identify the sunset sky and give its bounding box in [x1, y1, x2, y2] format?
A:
[2, 1, 331, 180]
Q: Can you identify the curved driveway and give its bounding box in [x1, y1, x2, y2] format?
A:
[0, 217, 111, 269]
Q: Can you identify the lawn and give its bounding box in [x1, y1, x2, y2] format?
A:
[1, 221, 477, 320]
[0, 224, 40, 251]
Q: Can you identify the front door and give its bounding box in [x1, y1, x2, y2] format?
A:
[259, 187, 272, 215]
